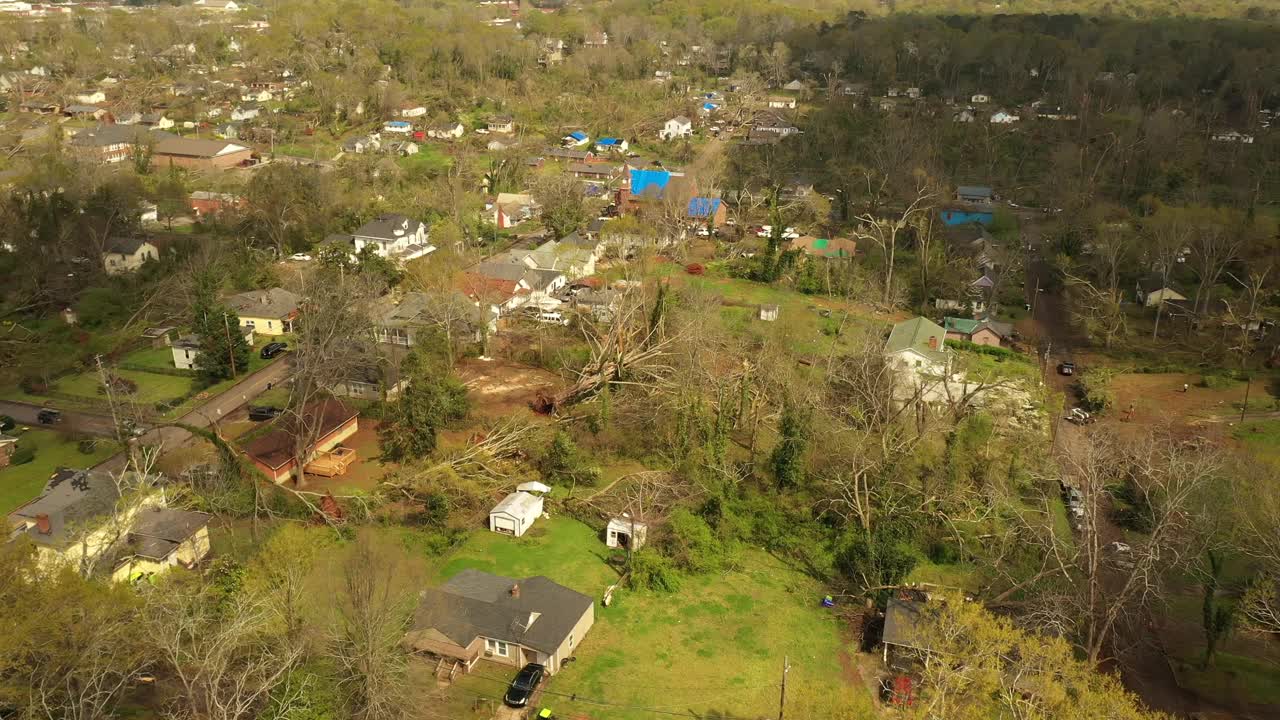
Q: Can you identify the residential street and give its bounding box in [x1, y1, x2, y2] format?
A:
[0, 400, 120, 438]
[92, 356, 294, 474]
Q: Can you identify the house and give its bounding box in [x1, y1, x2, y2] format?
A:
[427, 122, 465, 140]
[71, 125, 173, 164]
[230, 104, 261, 121]
[487, 115, 515, 134]
[541, 38, 566, 66]
[956, 185, 994, 204]
[19, 100, 59, 115]
[403, 569, 594, 675]
[563, 131, 590, 147]
[493, 192, 539, 229]
[330, 360, 407, 401]
[383, 120, 413, 135]
[767, 96, 797, 109]
[212, 122, 241, 140]
[584, 30, 609, 47]
[906, 87, 922, 99]
[939, 207, 994, 227]
[943, 317, 1011, 347]
[971, 93, 990, 104]
[990, 110, 1020, 124]
[400, 104, 427, 118]
[374, 291, 493, 347]
[387, 141, 419, 157]
[686, 197, 727, 228]
[171, 326, 254, 371]
[1135, 275, 1187, 307]
[565, 287, 622, 322]
[509, 235, 599, 277]
[567, 163, 618, 181]
[660, 116, 693, 140]
[489, 491, 543, 537]
[140, 112, 175, 130]
[6, 467, 168, 575]
[63, 104, 105, 120]
[110, 507, 212, 583]
[338, 214, 435, 263]
[653, 70, 673, 83]
[343, 134, 381, 154]
[594, 137, 628, 153]
[224, 287, 300, 335]
[546, 147, 594, 162]
[752, 111, 799, 136]
[103, 238, 159, 275]
[782, 79, 805, 92]
[194, 0, 240, 9]
[605, 517, 648, 549]
[189, 191, 242, 217]
[241, 400, 359, 483]
[463, 261, 567, 315]
[789, 235, 857, 259]
[151, 138, 252, 170]
[759, 304, 780, 322]
[882, 596, 928, 663]
[884, 317, 951, 377]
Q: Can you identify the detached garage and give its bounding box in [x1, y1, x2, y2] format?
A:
[489, 491, 543, 537]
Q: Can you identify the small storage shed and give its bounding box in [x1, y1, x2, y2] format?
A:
[489, 491, 544, 537]
[606, 517, 648, 550]
[759, 304, 780, 322]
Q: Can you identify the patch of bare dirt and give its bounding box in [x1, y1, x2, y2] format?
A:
[457, 358, 562, 417]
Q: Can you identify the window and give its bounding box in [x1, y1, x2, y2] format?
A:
[485, 638, 510, 657]
[568, 633, 574, 648]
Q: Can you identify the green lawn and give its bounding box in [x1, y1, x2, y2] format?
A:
[56, 368, 197, 405]
[1235, 420, 1280, 468]
[397, 145, 450, 174]
[0, 430, 119, 514]
[434, 518, 868, 720]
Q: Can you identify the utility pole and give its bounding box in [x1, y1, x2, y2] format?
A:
[778, 656, 790, 720]
[222, 312, 237, 377]
[95, 354, 124, 444]
[1241, 375, 1252, 424]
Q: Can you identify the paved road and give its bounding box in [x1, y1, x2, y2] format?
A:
[0, 400, 119, 438]
[93, 357, 294, 474]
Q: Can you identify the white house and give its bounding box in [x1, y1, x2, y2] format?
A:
[103, 238, 159, 275]
[73, 90, 106, 105]
[343, 214, 435, 263]
[971, 93, 990, 104]
[230, 105, 260, 121]
[489, 491, 543, 537]
[884, 317, 951, 379]
[427, 122, 465, 140]
[493, 193, 539, 229]
[990, 110, 1020, 124]
[767, 96, 797, 109]
[193, 0, 240, 11]
[383, 120, 413, 135]
[171, 327, 254, 370]
[660, 115, 693, 140]
[1212, 130, 1254, 144]
[1136, 276, 1187, 307]
[240, 88, 273, 103]
[400, 104, 427, 118]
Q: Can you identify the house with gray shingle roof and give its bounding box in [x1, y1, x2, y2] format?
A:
[403, 568, 595, 675]
[224, 287, 301, 335]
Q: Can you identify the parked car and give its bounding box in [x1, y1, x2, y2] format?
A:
[503, 664, 546, 708]
[533, 311, 569, 326]
[0, 414, 14, 432]
[261, 342, 288, 359]
[248, 406, 283, 421]
[288, 253, 312, 262]
[37, 408, 62, 424]
[1057, 361, 1075, 376]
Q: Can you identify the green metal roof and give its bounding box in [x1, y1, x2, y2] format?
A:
[885, 317, 949, 361]
[943, 317, 979, 334]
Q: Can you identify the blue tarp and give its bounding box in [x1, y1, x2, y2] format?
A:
[630, 169, 671, 198]
[597, 137, 620, 145]
[568, 131, 588, 141]
[687, 197, 722, 218]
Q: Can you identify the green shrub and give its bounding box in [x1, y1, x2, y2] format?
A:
[628, 551, 681, 593]
[76, 439, 97, 455]
[945, 338, 1031, 363]
[662, 507, 723, 574]
[1201, 374, 1236, 390]
[10, 445, 35, 465]
[1077, 368, 1117, 412]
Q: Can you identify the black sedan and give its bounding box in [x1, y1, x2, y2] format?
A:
[247, 406, 283, 422]
[260, 342, 289, 359]
[503, 663, 546, 708]
[1057, 361, 1075, 376]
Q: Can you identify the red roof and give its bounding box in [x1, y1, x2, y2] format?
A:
[241, 400, 357, 471]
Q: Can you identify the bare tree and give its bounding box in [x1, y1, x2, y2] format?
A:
[849, 172, 938, 307]
[1144, 210, 1192, 340]
[1188, 218, 1243, 316]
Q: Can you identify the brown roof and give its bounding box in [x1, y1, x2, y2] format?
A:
[153, 137, 248, 159]
[241, 400, 358, 471]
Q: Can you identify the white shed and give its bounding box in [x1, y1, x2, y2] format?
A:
[489, 491, 544, 537]
[606, 517, 648, 550]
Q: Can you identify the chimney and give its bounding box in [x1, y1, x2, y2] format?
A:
[510, 584, 520, 598]
[35, 513, 51, 534]
[928, 335, 938, 350]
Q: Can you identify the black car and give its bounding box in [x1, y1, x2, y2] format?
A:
[0, 415, 14, 432]
[1057, 361, 1075, 376]
[503, 663, 546, 708]
[37, 408, 62, 424]
[260, 342, 288, 359]
[247, 406, 283, 421]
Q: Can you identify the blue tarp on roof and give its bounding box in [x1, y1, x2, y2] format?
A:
[568, 131, 588, 141]
[703, 102, 719, 111]
[597, 137, 620, 145]
[687, 197, 722, 218]
[630, 169, 671, 198]
[385, 121, 411, 128]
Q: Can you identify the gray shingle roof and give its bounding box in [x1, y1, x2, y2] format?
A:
[106, 237, 153, 255]
[125, 507, 211, 560]
[409, 569, 592, 654]
[224, 287, 300, 320]
[8, 468, 158, 548]
[883, 597, 928, 650]
[353, 213, 427, 242]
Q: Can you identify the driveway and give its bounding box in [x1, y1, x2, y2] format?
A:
[0, 400, 119, 438]
[92, 357, 294, 473]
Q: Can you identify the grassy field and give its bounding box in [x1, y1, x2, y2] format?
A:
[0, 430, 119, 514]
[1235, 419, 1280, 469]
[397, 145, 450, 174]
[432, 517, 869, 720]
[57, 368, 197, 404]
[121, 345, 187, 372]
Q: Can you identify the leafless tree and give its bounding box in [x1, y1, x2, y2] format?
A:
[1143, 210, 1192, 340]
[1188, 220, 1243, 316]
[849, 172, 938, 307]
[145, 581, 304, 720]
